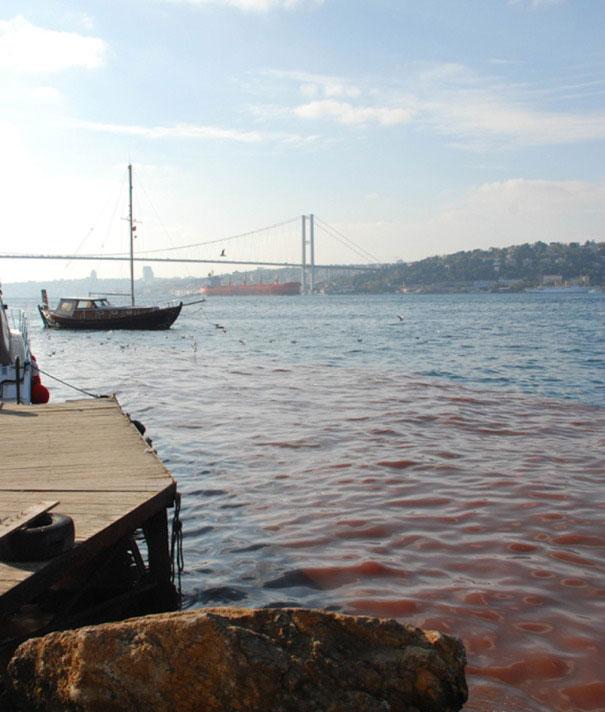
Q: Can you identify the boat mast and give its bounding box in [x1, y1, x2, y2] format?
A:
[128, 164, 135, 306]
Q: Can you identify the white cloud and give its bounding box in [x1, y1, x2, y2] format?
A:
[28, 86, 63, 103]
[488, 58, 526, 66]
[508, 0, 565, 8]
[0, 16, 106, 73]
[161, 0, 323, 10]
[298, 178, 604, 266]
[257, 70, 413, 127]
[78, 14, 95, 31]
[405, 178, 605, 258]
[411, 62, 605, 148]
[303, 81, 361, 98]
[293, 100, 413, 126]
[262, 69, 361, 98]
[426, 94, 605, 148]
[263, 62, 605, 148]
[448, 178, 603, 222]
[77, 120, 264, 142]
[73, 119, 316, 145]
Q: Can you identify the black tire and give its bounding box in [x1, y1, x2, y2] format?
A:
[7, 513, 75, 561]
[131, 419, 146, 436]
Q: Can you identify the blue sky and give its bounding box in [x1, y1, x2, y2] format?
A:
[1, 0, 604, 281]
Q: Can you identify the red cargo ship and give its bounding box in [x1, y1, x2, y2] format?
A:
[200, 281, 301, 296]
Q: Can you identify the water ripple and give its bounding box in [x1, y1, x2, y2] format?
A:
[24, 292, 605, 712]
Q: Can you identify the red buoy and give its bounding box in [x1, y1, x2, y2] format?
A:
[31, 381, 50, 404]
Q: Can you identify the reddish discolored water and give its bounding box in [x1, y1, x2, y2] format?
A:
[29, 292, 605, 711]
[172, 369, 604, 712]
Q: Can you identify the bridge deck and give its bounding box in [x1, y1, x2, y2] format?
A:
[0, 397, 176, 616]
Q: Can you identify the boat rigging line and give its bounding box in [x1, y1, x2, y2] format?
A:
[135, 173, 177, 250]
[65, 173, 128, 267]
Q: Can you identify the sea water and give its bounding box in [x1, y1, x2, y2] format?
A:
[24, 292, 605, 711]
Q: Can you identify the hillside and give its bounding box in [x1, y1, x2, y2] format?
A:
[324, 241, 604, 294]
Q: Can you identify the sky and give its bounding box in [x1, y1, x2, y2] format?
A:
[0, 0, 604, 281]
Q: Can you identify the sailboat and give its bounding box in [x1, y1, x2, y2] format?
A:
[38, 165, 184, 330]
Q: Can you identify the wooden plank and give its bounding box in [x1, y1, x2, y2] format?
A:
[0, 563, 45, 588]
[0, 495, 169, 513]
[0, 501, 59, 543]
[0, 397, 176, 615]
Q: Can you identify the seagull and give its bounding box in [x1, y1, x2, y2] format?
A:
[220, 249, 226, 257]
[397, 315, 404, 321]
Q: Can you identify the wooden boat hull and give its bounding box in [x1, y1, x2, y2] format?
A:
[38, 303, 183, 330]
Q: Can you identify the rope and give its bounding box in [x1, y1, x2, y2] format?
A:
[136, 174, 177, 249]
[170, 491, 184, 603]
[37, 368, 107, 399]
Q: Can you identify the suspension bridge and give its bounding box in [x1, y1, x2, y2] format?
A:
[0, 214, 381, 294]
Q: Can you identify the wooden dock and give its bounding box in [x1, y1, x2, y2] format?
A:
[0, 397, 178, 655]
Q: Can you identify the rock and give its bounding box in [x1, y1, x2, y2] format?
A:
[6, 607, 467, 712]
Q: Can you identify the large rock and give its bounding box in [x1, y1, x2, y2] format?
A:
[6, 607, 467, 712]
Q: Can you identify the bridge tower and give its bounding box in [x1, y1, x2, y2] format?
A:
[300, 214, 316, 294]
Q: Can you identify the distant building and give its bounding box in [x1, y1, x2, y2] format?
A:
[143, 266, 154, 283]
[471, 280, 495, 291]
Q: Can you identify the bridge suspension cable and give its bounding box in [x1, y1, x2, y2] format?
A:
[113, 216, 301, 256]
[315, 217, 382, 265]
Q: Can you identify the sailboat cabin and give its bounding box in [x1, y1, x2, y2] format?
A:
[56, 298, 111, 317]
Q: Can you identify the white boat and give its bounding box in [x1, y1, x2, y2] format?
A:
[0, 285, 49, 404]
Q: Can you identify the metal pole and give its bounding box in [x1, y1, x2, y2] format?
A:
[15, 357, 21, 404]
[301, 215, 307, 294]
[128, 164, 135, 306]
[309, 213, 315, 294]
